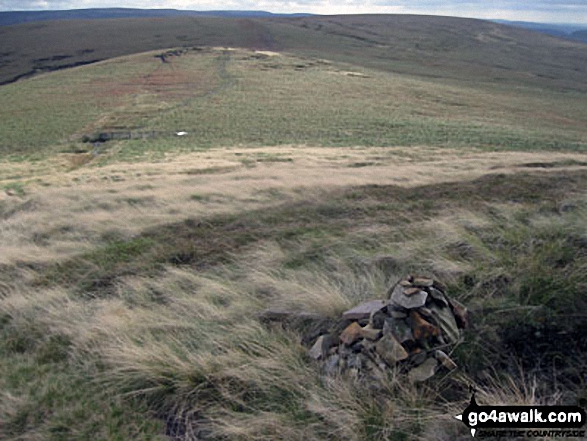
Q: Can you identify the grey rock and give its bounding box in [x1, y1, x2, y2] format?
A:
[435, 350, 457, 371]
[389, 307, 408, 319]
[383, 317, 414, 346]
[428, 287, 448, 307]
[260, 308, 334, 346]
[409, 349, 428, 366]
[390, 286, 428, 309]
[418, 307, 433, 317]
[375, 334, 408, 366]
[346, 353, 363, 370]
[428, 304, 460, 344]
[309, 336, 327, 360]
[259, 308, 323, 322]
[408, 357, 438, 382]
[387, 283, 404, 301]
[323, 354, 340, 376]
[370, 309, 387, 329]
[342, 300, 387, 320]
[309, 334, 336, 360]
[360, 324, 382, 341]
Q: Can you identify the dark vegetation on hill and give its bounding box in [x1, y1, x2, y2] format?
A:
[0, 14, 586, 92]
[571, 29, 587, 43]
[493, 19, 587, 42]
[0, 8, 311, 27]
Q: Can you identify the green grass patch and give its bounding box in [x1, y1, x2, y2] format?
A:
[2, 48, 586, 161]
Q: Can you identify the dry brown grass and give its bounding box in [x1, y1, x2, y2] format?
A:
[2, 166, 586, 439]
[1, 146, 586, 269]
[0, 246, 458, 439]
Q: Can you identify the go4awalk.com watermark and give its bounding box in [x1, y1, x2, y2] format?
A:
[455, 389, 586, 438]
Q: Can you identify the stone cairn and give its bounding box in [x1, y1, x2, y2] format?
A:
[308, 275, 469, 383]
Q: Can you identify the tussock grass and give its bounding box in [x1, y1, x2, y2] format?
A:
[2, 169, 586, 439]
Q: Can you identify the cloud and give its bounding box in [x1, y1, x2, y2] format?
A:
[0, 0, 586, 24]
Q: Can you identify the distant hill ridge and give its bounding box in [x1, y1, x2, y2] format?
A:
[493, 19, 587, 43]
[0, 14, 586, 93]
[572, 29, 587, 42]
[0, 8, 312, 26]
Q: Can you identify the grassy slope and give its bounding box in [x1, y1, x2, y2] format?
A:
[0, 47, 585, 162]
[1, 14, 586, 91]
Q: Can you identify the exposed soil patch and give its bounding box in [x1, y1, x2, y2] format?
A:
[517, 160, 587, 169]
[0, 59, 102, 86]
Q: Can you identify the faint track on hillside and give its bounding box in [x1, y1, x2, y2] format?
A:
[139, 49, 236, 129]
[83, 49, 237, 137]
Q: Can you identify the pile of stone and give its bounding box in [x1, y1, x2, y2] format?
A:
[308, 276, 468, 382]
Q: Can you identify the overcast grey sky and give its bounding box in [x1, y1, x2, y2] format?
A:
[1, 0, 586, 24]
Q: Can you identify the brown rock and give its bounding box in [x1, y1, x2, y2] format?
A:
[376, 334, 409, 366]
[410, 310, 440, 340]
[408, 357, 438, 382]
[448, 298, 469, 329]
[331, 319, 354, 337]
[435, 350, 458, 371]
[342, 300, 387, 321]
[413, 277, 434, 288]
[403, 287, 421, 296]
[360, 325, 382, 341]
[399, 280, 412, 287]
[340, 322, 363, 346]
